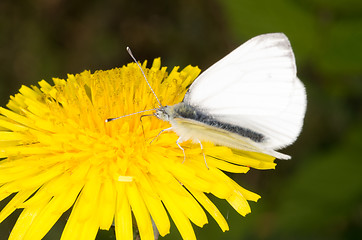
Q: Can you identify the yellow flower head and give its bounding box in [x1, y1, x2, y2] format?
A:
[0, 58, 276, 240]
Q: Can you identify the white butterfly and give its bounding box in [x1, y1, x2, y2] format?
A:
[153, 33, 306, 160]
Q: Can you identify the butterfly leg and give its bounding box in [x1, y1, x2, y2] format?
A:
[197, 140, 209, 169]
[150, 127, 172, 144]
[176, 137, 186, 163]
[140, 114, 154, 139]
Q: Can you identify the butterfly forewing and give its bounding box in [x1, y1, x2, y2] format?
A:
[182, 33, 306, 149]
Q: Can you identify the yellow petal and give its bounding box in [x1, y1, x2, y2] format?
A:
[188, 188, 229, 232]
[156, 183, 196, 240]
[98, 179, 116, 230]
[140, 182, 170, 236]
[127, 183, 154, 240]
[115, 183, 133, 240]
[0, 189, 35, 223]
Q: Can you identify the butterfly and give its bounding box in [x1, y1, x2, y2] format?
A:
[107, 33, 306, 160]
[153, 33, 306, 160]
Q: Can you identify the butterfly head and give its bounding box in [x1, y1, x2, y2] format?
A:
[154, 106, 172, 122]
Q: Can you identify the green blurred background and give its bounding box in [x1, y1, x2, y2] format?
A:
[0, 0, 361, 239]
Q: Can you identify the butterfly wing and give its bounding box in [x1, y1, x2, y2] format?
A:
[183, 33, 306, 150]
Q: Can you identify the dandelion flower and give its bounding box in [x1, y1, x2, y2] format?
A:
[0, 58, 276, 240]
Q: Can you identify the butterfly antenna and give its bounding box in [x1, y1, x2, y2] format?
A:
[126, 47, 162, 108]
[105, 108, 157, 122]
